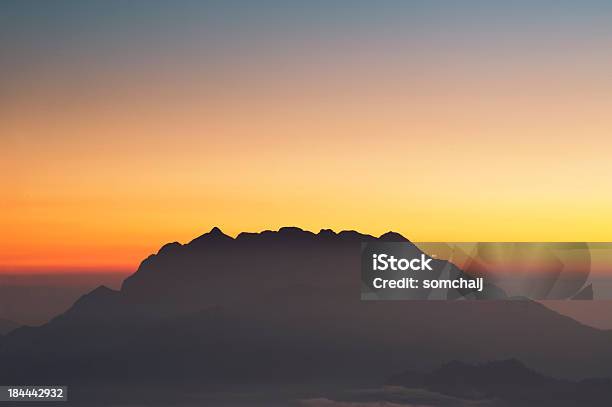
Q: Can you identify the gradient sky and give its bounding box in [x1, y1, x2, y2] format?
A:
[2, 1, 612, 271]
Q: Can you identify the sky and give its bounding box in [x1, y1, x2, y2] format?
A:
[2, 1, 612, 271]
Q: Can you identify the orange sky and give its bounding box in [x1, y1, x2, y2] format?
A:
[2, 2, 612, 272]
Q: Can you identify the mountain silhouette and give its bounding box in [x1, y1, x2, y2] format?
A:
[0, 318, 19, 335]
[389, 359, 612, 406]
[0, 227, 611, 405]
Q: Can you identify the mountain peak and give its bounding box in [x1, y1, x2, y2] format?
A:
[317, 229, 337, 238]
[63, 285, 122, 319]
[189, 226, 233, 245]
[379, 231, 409, 242]
[209, 226, 224, 235]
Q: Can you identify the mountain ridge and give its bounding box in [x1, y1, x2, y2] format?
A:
[0, 318, 19, 335]
[1, 226, 611, 390]
[389, 358, 612, 405]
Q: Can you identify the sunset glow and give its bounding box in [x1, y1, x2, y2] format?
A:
[3, 1, 612, 271]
